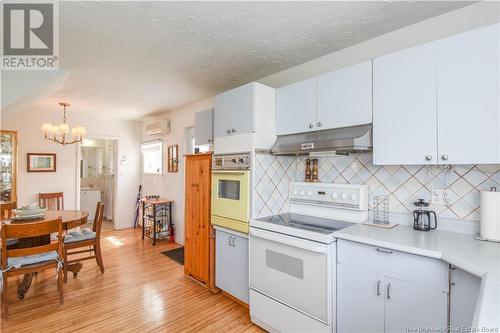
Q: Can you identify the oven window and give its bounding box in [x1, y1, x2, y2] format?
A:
[218, 180, 240, 200]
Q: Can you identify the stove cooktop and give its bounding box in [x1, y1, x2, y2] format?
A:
[255, 213, 355, 235]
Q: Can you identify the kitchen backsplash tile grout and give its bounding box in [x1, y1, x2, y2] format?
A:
[253, 152, 500, 221]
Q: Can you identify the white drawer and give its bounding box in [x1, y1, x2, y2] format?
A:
[337, 239, 448, 292]
[250, 289, 332, 333]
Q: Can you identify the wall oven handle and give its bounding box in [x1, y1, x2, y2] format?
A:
[212, 170, 247, 175]
[250, 228, 327, 254]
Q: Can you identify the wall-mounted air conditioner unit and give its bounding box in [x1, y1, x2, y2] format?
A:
[145, 119, 170, 136]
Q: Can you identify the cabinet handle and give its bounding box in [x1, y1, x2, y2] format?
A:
[425, 155, 432, 161]
[387, 283, 391, 299]
[376, 280, 381, 296]
[376, 248, 393, 254]
[208, 138, 212, 143]
[228, 236, 232, 246]
[441, 154, 449, 161]
[231, 237, 236, 247]
[317, 121, 323, 127]
[308, 123, 314, 129]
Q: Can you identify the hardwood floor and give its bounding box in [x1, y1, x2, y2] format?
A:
[1, 228, 263, 332]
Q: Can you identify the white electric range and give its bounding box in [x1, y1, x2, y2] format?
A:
[249, 182, 368, 333]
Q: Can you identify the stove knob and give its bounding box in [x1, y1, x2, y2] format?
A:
[239, 158, 245, 164]
[331, 193, 338, 199]
[307, 191, 313, 196]
[299, 190, 305, 196]
[232, 158, 237, 163]
[351, 194, 357, 201]
[341, 193, 347, 200]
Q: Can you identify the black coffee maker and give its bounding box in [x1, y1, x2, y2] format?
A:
[412, 199, 437, 231]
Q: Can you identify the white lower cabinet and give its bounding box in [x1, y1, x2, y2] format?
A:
[215, 228, 249, 304]
[337, 240, 448, 333]
[337, 264, 384, 333]
[384, 277, 447, 333]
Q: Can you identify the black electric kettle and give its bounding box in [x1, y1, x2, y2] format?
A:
[412, 199, 437, 231]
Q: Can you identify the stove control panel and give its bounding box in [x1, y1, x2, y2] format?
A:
[289, 182, 368, 211]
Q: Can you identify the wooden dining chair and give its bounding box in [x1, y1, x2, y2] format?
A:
[39, 192, 64, 210]
[1, 218, 64, 319]
[0, 202, 16, 221]
[63, 202, 105, 282]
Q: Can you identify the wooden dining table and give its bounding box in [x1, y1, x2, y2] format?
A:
[3, 210, 89, 299]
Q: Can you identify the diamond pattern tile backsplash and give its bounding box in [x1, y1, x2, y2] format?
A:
[253, 152, 500, 221]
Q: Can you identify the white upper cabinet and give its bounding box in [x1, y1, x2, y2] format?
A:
[373, 43, 438, 165]
[374, 23, 500, 165]
[317, 61, 372, 129]
[194, 108, 214, 146]
[436, 24, 500, 165]
[214, 83, 254, 138]
[276, 78, 316, 135]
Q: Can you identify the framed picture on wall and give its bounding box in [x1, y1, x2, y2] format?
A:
[167, 145, 178, 172]
[27, 153, 57, 172]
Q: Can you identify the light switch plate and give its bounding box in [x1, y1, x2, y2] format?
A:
[431, 188, 449, 206]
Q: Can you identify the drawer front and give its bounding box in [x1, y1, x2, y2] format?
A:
[337, 239, 448, 292]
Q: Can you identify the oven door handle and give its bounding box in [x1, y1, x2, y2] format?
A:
[212, 170, 247, 175]
[250, 228, 327, 254]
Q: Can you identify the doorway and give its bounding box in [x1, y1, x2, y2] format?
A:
[79, 138, 116, 231]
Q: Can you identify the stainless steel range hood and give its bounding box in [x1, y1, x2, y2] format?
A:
[271, 124, 372, 155]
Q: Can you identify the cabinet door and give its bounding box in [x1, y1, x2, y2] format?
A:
[184, 156, 211, 283]
[317, 61, 372, 130]
[194, 108, 214, 146]
[373, 43, 437, 165]
[214, 83, 254, 138]
[276, 78, 317, 135]
[337, 264, 384, 333]
[450, 268, 481, 328]
[215, 229, 249, 304]
[384, 277, 447, 333]
[437, 24, 500, 164]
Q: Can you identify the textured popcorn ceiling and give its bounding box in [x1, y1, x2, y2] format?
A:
[37, 1, 471, 119]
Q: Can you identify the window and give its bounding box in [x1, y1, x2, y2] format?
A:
[141, 141, 162, 174]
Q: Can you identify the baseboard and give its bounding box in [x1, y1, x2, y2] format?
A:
[222, 291, 249, 309]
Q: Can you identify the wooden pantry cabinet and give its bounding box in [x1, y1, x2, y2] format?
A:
[184, 153, 216, 291]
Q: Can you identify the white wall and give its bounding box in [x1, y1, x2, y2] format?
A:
[141, 98, 213, 245]
[2, 106, 142, 229]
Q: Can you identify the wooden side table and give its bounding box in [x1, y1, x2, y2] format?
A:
[140, 198, 173, 245]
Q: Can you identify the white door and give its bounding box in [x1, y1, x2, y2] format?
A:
[373, 43, 437, 165]
[317, 61, 372, 130]
[384, 277, 447, 333]
[216, 229, 249, 303]
[214, 83, 254, 138]
[249, 227, 331, 323]
[337, 264, 384, 333]
[194, 108, 213, 146]
[276, 78, 317, 135]
[436, 23, 500, 164]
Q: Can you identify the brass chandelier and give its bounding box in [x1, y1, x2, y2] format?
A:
[41, 102, 86, 145]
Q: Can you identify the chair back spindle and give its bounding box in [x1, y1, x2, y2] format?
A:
[39, 192, 64, 210]
[0, 202, 16, 221]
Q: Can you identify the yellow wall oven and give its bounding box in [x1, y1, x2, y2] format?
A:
[211, 153, 251, 233]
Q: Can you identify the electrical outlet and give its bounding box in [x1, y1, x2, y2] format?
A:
[431, 188, 449, 206]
